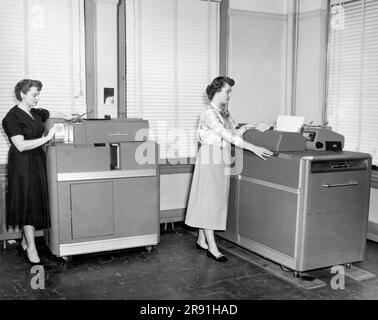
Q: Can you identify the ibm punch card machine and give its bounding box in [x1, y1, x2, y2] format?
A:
[220, 125, 371, 274]
[45, 118, 159, 260]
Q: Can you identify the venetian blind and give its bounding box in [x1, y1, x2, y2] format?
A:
[327, 0, 378, 165]
[0, 0, 86, 165]
[126, 0, 220, 159]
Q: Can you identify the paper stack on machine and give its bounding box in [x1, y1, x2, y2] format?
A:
[275, 115, 305, 133]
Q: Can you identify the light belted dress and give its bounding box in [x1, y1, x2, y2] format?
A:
[185, 103, 244, 231]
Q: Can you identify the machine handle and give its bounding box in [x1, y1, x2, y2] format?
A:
[109, 133, 129, 136]
[321, 181, 358, 188]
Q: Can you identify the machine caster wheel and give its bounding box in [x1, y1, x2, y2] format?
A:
[61, 256, 72, 263]
[293, 271, 315, 281]
[146, 245, 153, 253]
[345, 263, 352, 270]
[280, 265, 292, 272]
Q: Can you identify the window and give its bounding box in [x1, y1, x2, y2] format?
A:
[0, 0, 86, 165]
[327, 0, 378, 165]
[125, 0, 220, 159]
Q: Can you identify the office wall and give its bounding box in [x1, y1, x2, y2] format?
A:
[229, 0, 286, 14]
[160, 173, 193, 211]
[370, 189, 378, 224]
[300, 0, 328, 12]
[226, 0, 329, 126]
[295, 0, 328, 124]
[227, 3, 287, 125]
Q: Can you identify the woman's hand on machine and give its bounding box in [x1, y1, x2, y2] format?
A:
[236, 123, 255, 136]
[241, 123, 256, 131]
[64, 113, 79, 121]
[46, 126, 60, 140]
[237, 122, 270, 136]
[248, 145, 273, 160]
[255, 122, 271, 132]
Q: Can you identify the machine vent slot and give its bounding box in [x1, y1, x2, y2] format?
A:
[311, 159, 366, 173]
[330, 161, 352, 169]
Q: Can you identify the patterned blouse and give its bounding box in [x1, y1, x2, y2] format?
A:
[197, 103, 244, 148]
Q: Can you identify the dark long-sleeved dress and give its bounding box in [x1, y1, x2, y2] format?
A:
[2, 106, 50, 229]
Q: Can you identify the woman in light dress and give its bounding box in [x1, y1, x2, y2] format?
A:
[185, 76, 273, 262]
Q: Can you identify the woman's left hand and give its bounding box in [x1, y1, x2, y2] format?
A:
[236, 123, 255, 136]
[241, 123, 256, 131]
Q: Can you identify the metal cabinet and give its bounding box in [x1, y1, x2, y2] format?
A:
[45, 119, 159, 258]
[220, 151, 371, 272]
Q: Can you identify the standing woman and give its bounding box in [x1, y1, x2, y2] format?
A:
[2, 79, 67, 265]
[185, 76, 273, 262]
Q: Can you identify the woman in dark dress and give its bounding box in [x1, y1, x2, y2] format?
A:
[2, 79, 62, 265]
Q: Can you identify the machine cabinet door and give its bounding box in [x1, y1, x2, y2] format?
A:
[114, 177, 158, 237]
[304, 169, 369, 260]
[70, 182, 115, 239]
[238, 179, 298, 257]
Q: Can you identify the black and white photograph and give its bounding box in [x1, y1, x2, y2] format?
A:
[0, 0, 378, 308]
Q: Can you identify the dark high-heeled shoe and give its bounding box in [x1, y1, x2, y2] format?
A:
[196, 242, 208, 251]
[17, 231, 27, 257]
[206, 250, 228, 262]
[23, 249, 43, 266]
[17, 243, 27, 257]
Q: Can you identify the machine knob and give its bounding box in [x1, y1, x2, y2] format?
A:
[315, 142, 323, 149]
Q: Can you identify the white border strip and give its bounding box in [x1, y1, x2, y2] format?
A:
[57, 169, 156, 181]
[239, 235, 296, 270]
[294, 159, 307, 260]
[58, 234, 158, 256]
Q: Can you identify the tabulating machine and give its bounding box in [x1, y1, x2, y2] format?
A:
[45, 118, 159, 260]
[219, 125, 371, 273]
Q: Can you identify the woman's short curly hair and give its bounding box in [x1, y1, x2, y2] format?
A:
[14, 79, 43, 102]
[206, 76, 235, 101]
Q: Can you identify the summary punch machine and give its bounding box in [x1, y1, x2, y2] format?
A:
[44, 116, 160, 261]
[220, 122, 372, 276]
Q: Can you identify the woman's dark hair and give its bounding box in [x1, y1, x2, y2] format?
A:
[206, 76, 235, 101]
[14, 79, 43, 102]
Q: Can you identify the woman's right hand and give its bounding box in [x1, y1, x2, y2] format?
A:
[46, 126, 59, 141]
[247, 144, 273, 160]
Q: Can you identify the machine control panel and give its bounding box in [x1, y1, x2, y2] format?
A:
[302, 131, 316, 142]
[302, 125, 344, 151]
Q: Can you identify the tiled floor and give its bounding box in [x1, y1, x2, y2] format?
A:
[1, 224, 378, 300]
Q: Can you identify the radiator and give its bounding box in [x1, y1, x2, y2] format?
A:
[0, 173, 6, 234]
[0, 173, 27, 241]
